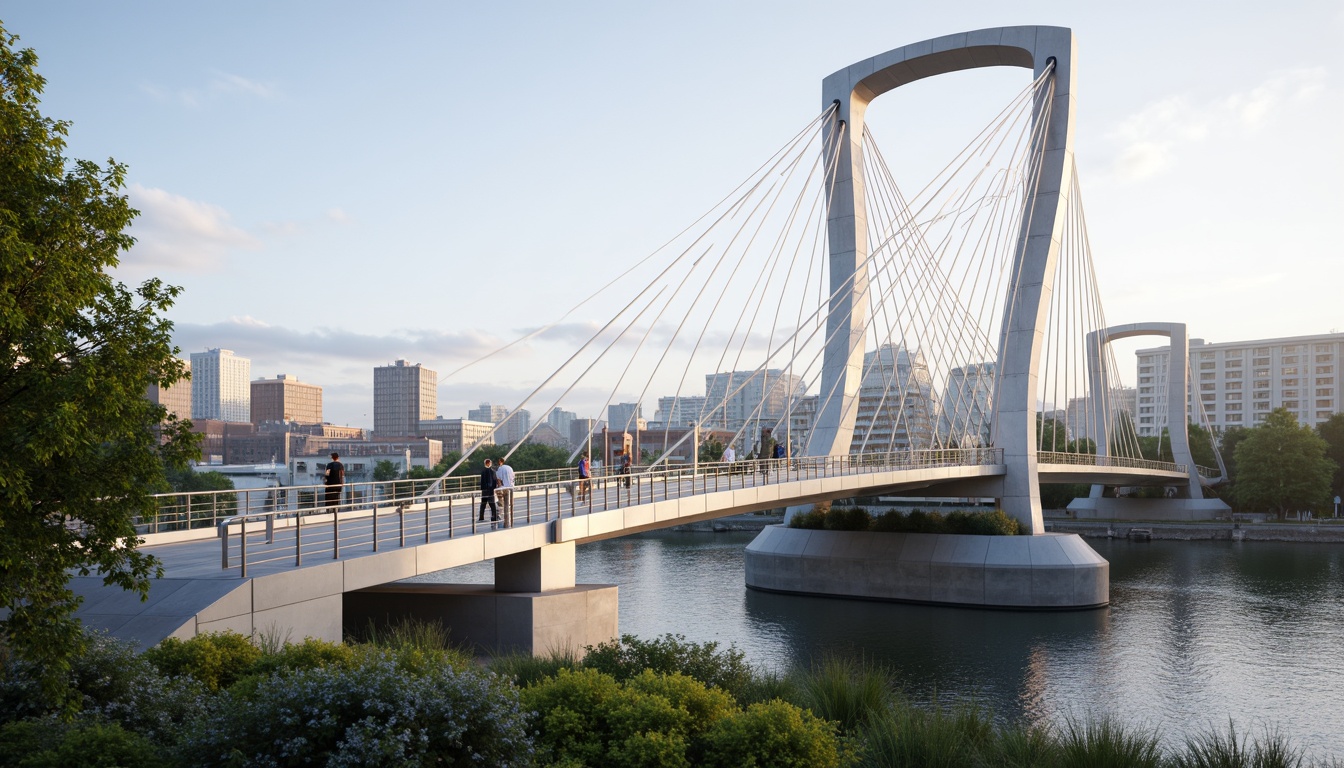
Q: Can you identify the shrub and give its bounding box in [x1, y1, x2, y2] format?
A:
[583, 634, 754, 701]
[0, 631, 203, 745]
[523, 668, 737, 768]
[179, 647, 532, 766]
[825, 507, 872, 531]
[144, 631, 262, 693]
[789, 508, 827, 529]
[0, 717, 169, 768]
[696, 699, 845, 768]
[247, 636, 355, 679]
[903, 509, 945, 533]
[944, 509, 1021, 535]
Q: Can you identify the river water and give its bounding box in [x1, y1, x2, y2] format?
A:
[419, 532, 1344, 758]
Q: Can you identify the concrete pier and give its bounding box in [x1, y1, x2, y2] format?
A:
[745, 526, 1108, 609]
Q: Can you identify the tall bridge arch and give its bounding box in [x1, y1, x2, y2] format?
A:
[1085, 321, 1217, 500]
[809, 26, 1077, 534]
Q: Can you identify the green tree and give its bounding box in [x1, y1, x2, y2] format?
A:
[165, 467, 234, 493]
[1315, 412, 1344, 497]
[698, 438, 724, 463]
[372, 459, 400, 482]
[0, 27, 195, 693]
[1036, 414, 1068, 452]
[1234, 409, 1335, 518]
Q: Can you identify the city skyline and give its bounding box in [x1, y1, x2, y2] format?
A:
[6, 4, 1340, 428]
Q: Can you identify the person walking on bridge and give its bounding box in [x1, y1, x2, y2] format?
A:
[495, 457, 515, 528]
[479, 458, 500, 527]
[323, 452, 344, 508]
[577, 453, 591, 501]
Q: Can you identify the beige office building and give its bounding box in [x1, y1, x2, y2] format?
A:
[418, 417, 496, 453]
[147, 359, 192, 422]
[251, 374, 323, 425]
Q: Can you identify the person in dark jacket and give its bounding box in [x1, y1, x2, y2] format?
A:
[479, 458, 499, 524]
[323, 452, 344, 507]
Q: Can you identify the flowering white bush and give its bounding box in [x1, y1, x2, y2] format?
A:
[179, 647, 534, 766]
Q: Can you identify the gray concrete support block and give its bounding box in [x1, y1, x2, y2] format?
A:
[495, 542, 576, 593]
[345, 584, 617, 657]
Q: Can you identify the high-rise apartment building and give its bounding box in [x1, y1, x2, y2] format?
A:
[654, 396, 708, 427]
[373, 359, 437, 437]
[1136, 333, 1344, 436]
[547, 407, 577, 436]
[850, 344, 939, 453]
[468, 402, 509, 424]
[607, 402, 644, 432]
[147, 359, 192, 422]
[250, 374, 323, 425]
[191, 349, 251, 422]
[1064, 386, 1136, 443]
[703, 370, 807, 431]
[939, 363, 995, 448]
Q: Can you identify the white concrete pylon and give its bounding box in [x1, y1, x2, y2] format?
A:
[1086, 322, 1204, 499]
[810, 26, 1078, 535]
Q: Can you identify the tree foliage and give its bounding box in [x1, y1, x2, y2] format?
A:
[0, 27, 194, 691]
[371, 459, 400, 482]
[1233, 409, 1335, 518]
[1315, 412, 1344, 497]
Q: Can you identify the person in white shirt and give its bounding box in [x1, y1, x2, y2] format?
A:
[495, 458, 516, 528]
[722, 444, 735, 463]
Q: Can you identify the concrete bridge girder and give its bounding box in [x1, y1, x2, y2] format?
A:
[811, 26, 1078, 535]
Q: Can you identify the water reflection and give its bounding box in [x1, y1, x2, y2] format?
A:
[416, 532, 1344, 757]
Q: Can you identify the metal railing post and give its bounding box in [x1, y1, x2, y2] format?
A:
[239, 519, 248, 579]
[220, 522, 229, 568]
[427, 499, 433, 542]
[295, 513, 302, 566]
[333, 508, 340, 559]
[372, 504, 378, 552]
[398, 503, 406, 547]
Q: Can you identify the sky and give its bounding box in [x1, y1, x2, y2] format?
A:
[4, 2, 1342, 429]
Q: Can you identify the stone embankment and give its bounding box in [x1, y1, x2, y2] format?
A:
[669, 512, 784, 532]
[1046, 519, 1344, 543]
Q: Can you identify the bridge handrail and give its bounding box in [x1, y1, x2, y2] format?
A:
[1036, 451, 1187, 474]
[161, 447, 1006, 540]
[1196, 464, 1222, 479]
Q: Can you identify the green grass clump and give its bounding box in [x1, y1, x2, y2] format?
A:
[790, 656, 895, 734]
[490, 647, 582, 687]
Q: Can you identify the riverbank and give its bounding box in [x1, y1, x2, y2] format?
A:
[667, 511, 784, 532]
[1045, 518, 1344, 542]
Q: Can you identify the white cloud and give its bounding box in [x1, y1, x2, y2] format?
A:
[124, 184, 259, 272]
[326, 208, 352, 224]
[1106, 68, 1328, 181]
[140, 70, 280, 108]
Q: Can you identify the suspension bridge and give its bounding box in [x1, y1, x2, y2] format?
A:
[76, 26, 1225, 652]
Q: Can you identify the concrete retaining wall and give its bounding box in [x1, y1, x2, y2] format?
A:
[744, 526, 1108, 609]
[1047, 520, 1344, 543]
